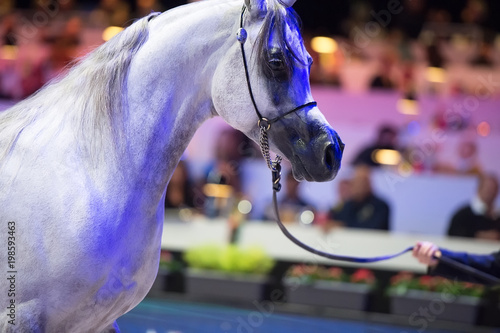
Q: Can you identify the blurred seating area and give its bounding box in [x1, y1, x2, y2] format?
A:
[1, 0, 500, 98]
[1, 0, 499, 238]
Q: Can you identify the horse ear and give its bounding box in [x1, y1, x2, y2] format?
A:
[278, 0, 297, 7]
[244, 0, 267, 18]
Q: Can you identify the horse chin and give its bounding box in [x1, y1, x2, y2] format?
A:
[289, 151, 341, 182]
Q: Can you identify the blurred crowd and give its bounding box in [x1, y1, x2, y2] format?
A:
[165, 125, 499, 241]
[0, 0, 191, 99]
[1, 0, 500, 99]
[1, 0, 498, 237]
[304, 0, 500, 94]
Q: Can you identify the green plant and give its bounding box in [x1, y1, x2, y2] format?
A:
[183, 244, 275, 274]
[389, 271, 485, 297]
[158, 250, 183, 272]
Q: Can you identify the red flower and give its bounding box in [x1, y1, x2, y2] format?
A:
[350, 268, 376, 284]
[418, 275, 434, 289]
[327, 267, 344, 280]
[289, 265, 306, 277]
[160, 250, 172, 263]
[390, 271, 414, 286]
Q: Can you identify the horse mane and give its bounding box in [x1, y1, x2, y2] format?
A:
[255, 0, 305, 80]
[0, 12, 160, 164]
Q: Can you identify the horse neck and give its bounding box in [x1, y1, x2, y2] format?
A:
[122, 1, 241, 204]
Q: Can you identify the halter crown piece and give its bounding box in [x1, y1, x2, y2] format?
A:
[236, 6, 500, 284]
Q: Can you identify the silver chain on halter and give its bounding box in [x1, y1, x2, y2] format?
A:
[259, 125, 282, 171]
[257, 122, 283, 192]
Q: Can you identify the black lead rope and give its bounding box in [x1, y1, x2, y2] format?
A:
[271, 165, 500, 284]
[270, 163, 414, 263]
[237, 5, 500, 285]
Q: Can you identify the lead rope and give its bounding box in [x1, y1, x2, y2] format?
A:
[237, 5, 500, 284]
[261, 127, 500, 283]
[263, 129, 500, 283]
[259, 126, 414, 263]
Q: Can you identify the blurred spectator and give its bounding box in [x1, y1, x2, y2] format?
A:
[165, 160, 195, 209]
[135, 0, 163, 18]
[322, 177, 351, 231]
[461, 0, 488, 26]
[328, 177, 351, 218]
[0, 13, 18, 99]
[433, 140, 482, 175]
[472, 41, 493, 66]
[12, 15, 84, 98]
[455, 140, 482, 175]
[0, 0, 13, 17]
[352, 124, 399, 167]
[90, 0, 131, 27]
[329, 166, 390, 230]
[448, 173, 500, 240]
[392, 0, 426, 40]
[203, 129, 247, 218]
[370, 52, 397, 90]
[0, 13, 17, 46]
[263, 170, 314, 223]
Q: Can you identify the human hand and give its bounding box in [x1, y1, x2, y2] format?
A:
[413, 241, 441, 267]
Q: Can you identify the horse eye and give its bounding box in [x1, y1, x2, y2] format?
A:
[269, 57, 285, 71]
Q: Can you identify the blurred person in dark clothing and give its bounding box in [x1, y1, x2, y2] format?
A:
[203, 128, 248, 218]
[263, 170, 314, 223]
[329, 166, 390, 230]
[352, 124, 399, 167]
[448, 173, 500, 240]
[165, 160, 195, 209]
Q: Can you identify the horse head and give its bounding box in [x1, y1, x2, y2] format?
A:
[212, 0, 344, 182]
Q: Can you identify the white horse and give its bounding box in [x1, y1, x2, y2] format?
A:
[0, 0, 343, 331]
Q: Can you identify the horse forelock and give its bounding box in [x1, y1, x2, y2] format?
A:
[0, 12, 160, 165]
[255, 1, 305, 79]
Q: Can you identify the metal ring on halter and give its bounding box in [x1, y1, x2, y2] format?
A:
[258, 118, 271, 131]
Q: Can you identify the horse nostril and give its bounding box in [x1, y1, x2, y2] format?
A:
[335, 133, 345, 154]
[324, 144, 335, 171]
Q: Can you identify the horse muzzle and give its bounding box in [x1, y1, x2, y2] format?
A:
[271, 119, 344, 182]
[293, 127, 344, 182]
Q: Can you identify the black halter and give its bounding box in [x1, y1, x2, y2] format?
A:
[236, 6, 316, 132]
[235, 6, 500, 285]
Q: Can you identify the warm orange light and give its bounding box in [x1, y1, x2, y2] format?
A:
[426, 67, 446, 83]
[397, 98, 419, 115]
[102, 26, 124, 42]
[477, 121, 490, 137]
[202, 184, 233, 198]
[311, 36, 338, 54]
[1, 45, 18, 60]
[372, 149, 401, 165]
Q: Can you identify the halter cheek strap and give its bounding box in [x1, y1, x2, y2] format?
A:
[236, 6, 500, 284]
[237, 6, 316, 172]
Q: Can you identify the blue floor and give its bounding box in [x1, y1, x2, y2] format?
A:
[116, 299, 459, 333]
